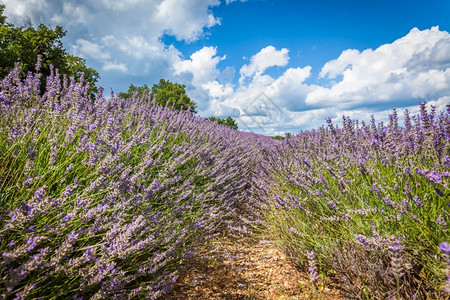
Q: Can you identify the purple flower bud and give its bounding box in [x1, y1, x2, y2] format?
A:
[412, 196, 423, 207]
[306, 250, 318, 281]
[23, 177, 33, 186]
[439, 242, 450, 254]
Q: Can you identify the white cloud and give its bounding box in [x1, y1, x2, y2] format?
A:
[155, 0, 221, 41]
[225, 0, 247, 4]
[266, 66, 317, 111]
[118, 36, 165, 60]
[72, 39, 111, 60]
[97, 0, 148, 12]
[239, 46, 289, 84]
[306, 26, 450, 109]
[1, 0, 50, 24]
[405, 37, 450, 71]
[202, 81, 234, 99]
[179, 28, 449, 135]
[1, 0, 229, 89]
[50, 2, 92, 26]
[190, 47, 316, 132]
[223, 66, 316, 131]
[174, 46, 225, 88]
[208, 99, 241, 117]
[2, 0, 93, 26]
[103, 61, 128, 73]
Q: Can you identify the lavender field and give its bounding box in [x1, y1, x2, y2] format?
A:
[0, 63, 449, 299]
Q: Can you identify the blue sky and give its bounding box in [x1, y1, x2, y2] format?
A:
[2, 0, 450, 135]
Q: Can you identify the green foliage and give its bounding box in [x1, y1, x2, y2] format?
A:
[0, 5, 6, 25]
[0, 4, 99, 94]
[271, 135, 285, 140]
[152, 79, 197, 113]
[263, 120, 450, 298]
[120, 80, 197, 113]
[206, 116, 238, 130]
[118, 83, 151, 100]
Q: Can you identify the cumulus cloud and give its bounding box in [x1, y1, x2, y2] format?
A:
[2, 0, 221, 42]
[225, 0, 247, 4]
[306, 26, 450, 109]
[226, 66, 316, 132]
[118, 36, 168, 60]
[1, 0, 229, 90]
[174, 46, 225, 88]
[49, 2, 93, 26]
[239, 46, 289, 84]
[2, 0, 94, 26]
[72, 39, 110, 60]
[177, 29, 449, 135]
[186, 46, 315, 132]
[208, 99, 241, 118]
[1, 0, 51, 24]
[265, 66, 318, 111]
[155, 0, 221, 41]
[102, 61, 128, 73]
[405, 37, 450, 71]
[202, 81, 234, 100]
[97, 0, 148, 12]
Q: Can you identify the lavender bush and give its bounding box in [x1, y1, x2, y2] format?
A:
[0, 61, 267, 299]
[1, 60, 448, 299]
[261, 105, 449, 298]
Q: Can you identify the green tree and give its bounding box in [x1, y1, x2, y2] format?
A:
[120, 80, 197, 113]
[206, 116, 238, 130]
[0, 4, 99, 94]
[0, 5, 6, 25]
[271, 135, 285, 140]
[151, 79, 197, 113]
[118, 83, 151, 100]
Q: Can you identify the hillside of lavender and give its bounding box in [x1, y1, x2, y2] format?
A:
[0, 63, 448, 299]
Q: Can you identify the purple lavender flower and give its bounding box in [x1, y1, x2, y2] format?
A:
[328, 200, 337, 210]
[22, 177, 33, 186]
[412, 196, 423, 207]
[388, 242, 403, 253]
[439, 242, 450, 254]
[26, 235, 39, 252]
[306, 250, 318, 281]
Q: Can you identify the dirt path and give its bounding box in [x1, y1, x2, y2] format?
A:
[169, 234, 341, 299]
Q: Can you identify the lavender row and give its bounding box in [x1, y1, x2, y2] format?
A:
[0, 62, 267, 299]
[260, 104, 449, 297]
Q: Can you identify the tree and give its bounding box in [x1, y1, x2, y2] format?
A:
[0, 5, 6, 25]
[151, 79, 197, 113]
[118, 84, 151, 100]
[206, 116, 238, 130]
[0, 4, 99, 94]
[271, 135, 285, 140]
[120, 80, 197, 113]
